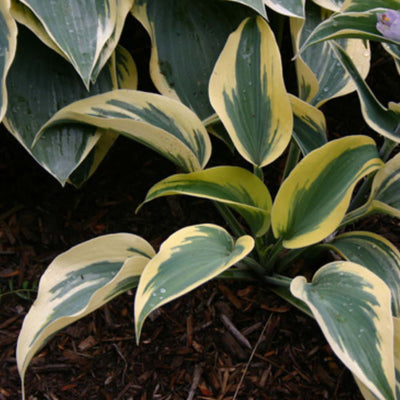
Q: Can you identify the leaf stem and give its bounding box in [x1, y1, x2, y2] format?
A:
[380, 137, 397, 162]
[253, 165, 264, 181]
[241, 257, 291, 287]
[276, 247, 308, 273]
[264, 237, 284, 273]
[213, 202, 246, 237]
[282, 141, 300, 180]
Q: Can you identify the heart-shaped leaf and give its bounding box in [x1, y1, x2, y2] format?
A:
[135, 224, 254, 340]
[17, 234, 155, 398]
[291, 261, 396, 400]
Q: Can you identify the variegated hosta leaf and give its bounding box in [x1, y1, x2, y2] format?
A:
[341, 0, 400, 12]
[300, 9, 400, 53]
[17, 0, 134, 87]
[132, 0, 255, 120]
[226, 0, 267, 18]
[289, 94, 327, 155]
[368, 153, 400, 217]
[3, 26, 118, 185]
[310, 0, 345, 11]
[140, 166, 272, 237]
[265, 0, 305, 18]
[291, 1, 371, 106]
[67, 46, 138, 187]
[331, 42, 400, 141]
[37, 90, 211, 173]
[326, 231, 400, 316]
[134, 224, 254, 340]
[209, 17, 292, 168]
[17, 233, 155, 394]
[0, 0, 17, 122]
[291, 261, 396, 400]
[271, 136, 383, 249]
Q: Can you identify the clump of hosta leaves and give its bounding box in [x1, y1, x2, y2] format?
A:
[2, 1, 400, 400]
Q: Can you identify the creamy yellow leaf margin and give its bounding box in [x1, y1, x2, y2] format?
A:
[271, 135, 383, 248]
[0, 0, 17, 122]
[209, 16, 292, 167]
[36, 90, 212, 173]
[311, 0, 344, 11]
[134, 224, 254, 340]
[291, 261, 396, 400]
[17, 233, 155, 399]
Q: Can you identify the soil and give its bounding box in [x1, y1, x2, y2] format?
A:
[1, 13, 400, 400]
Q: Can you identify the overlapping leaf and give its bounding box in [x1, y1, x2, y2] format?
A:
[16, 0, 133, 87]
[3, 26, 118, 185]
[67, 46, 138, 187]
[291, 261, 396, 400]
[140, 166, 272, 236]
[326, 231, 400, 316]
[289, 94, 327, 154]
[132, 0, 255, 120]
[271, 136, 383, 249]
[367, 153, 400, 218]
[0, 0, 17, 122]
[291, 1, 371, 106]
[209, 17, 292, 168]
[17, 234, 155, 397]
[38, 89, 211, 173]
[265, 0, 305, 18]
[331, 42, 400, 141]
[134, 224, 254, 340]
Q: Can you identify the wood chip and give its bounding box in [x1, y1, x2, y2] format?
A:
[78, 335, 97, 351]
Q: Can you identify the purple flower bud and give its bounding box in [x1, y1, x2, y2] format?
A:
[376, 9, 400, 41]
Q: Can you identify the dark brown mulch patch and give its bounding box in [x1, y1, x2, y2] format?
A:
[0, 128, 369, 400]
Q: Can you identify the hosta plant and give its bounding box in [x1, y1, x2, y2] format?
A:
[2, 0, 400, 399]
